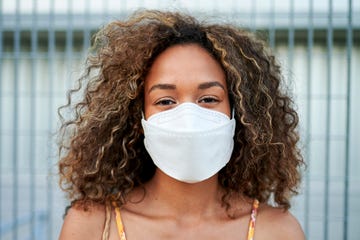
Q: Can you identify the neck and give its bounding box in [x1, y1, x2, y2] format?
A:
[143, 169, 223, 218]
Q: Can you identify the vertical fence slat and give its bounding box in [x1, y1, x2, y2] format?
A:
[304, 0, 314, 237]
[47, 0, 55, 238]
[30, 0, 38, 239]
[250, 0, 256, 31]
[0, 0, 3, 237]
[12, 0, 21, 239]
[343, 0, 353, 239]
[269, 0, 275, 49]
[324, 0, 333, 239]
[102, 0, 109, 19]
[83, 0, 91, 56]
[66, 0, 73, 91]
[288, 0, 295, 72]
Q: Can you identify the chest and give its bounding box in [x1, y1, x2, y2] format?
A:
[109, 212, 250, 240]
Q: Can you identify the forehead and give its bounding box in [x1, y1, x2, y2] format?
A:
[144, 44, 226, 89]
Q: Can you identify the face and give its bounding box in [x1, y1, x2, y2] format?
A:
[144, 44, 231, 119]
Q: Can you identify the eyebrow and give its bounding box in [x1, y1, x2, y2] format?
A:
[198, 81, 225, 91]
[148, 81, 225, 93]
[148, 83, 176, 93]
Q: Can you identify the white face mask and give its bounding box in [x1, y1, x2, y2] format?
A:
[141, 102, 236, 183]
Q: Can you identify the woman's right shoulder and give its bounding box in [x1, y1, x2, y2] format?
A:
[255, 204, 305, 240]
[58, 202, 106, 240]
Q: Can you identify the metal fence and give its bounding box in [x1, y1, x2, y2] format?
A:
[0, 0, 359, 239]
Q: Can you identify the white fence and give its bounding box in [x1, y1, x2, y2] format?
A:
[0, 0, 359, 239]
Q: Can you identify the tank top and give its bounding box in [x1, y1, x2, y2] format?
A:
[113, 199, 259, 240]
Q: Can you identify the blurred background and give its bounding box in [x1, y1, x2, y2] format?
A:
[0, 0, 359, 239]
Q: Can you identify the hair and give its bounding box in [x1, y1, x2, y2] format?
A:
[58, 9, 304, 238]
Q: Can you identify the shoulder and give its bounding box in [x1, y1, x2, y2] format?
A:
[255, 204, 305, 240]
[58, 202, 106, 240]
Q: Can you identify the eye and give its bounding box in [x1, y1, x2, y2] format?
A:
[155, 98, 176, 106]
[198, 96, 219, 104]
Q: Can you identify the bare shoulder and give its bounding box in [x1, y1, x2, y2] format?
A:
[255, 204, 306, 240]
[58, 202, 106, 240]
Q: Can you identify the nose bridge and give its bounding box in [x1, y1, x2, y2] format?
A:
[178, 98, 197, 105]
[177, 83, 198, 104]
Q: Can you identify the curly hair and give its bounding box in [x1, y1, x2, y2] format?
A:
[58, 10, 304, 218]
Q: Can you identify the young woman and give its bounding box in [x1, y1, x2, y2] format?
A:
[58, 10, 305, 240]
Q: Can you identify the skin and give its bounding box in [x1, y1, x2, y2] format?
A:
[59, 44, 305, 240]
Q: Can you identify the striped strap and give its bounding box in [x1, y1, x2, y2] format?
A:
[247, 199, 259, 240]
[113, 202, 127, 240]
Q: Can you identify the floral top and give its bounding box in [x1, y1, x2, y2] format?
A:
[114, 199, 259, 240]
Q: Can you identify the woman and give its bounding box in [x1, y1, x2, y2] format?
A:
[58, 10, 305, 240]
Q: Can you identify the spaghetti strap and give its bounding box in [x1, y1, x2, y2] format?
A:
[247, 199, 259, 240]
[112, 202, 127, 240]
[112, 199, 258, 240]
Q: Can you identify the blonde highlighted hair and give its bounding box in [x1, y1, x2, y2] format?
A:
[58, 10, 304, 239]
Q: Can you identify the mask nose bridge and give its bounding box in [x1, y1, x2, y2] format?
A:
[177, 109, 200, 129]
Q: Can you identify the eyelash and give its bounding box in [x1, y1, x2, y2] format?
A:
[155, 96, 219, 106]
[198, 96, 219, 104]
[155, 98, 176, 106]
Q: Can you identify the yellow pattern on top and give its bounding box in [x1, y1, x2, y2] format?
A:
[113, 202, 126, 240]
[247, 199, 259, 240]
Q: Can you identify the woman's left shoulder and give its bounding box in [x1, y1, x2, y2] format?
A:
[255, 204, 306, 240]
